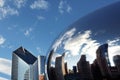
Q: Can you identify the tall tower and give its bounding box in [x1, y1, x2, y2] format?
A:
[11, 47, 38, 80]
[38, 55, 46, 80]
[96, 44, 111, 77]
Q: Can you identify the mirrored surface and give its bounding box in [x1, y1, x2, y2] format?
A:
[46, 2, 120, 80]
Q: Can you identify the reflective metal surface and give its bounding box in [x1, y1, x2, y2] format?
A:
[46, 2, 120, 80]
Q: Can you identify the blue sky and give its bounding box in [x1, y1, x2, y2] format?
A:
[0, 0, 119, 79]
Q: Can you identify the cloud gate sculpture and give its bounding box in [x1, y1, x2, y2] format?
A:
[46, 2, 120, 80]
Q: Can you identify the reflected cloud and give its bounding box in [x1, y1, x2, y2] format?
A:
[64, 30, 99, 56]
[52, 28, 76, 51]
[107, 38, 120, 66]
[51, 53, 61, 63]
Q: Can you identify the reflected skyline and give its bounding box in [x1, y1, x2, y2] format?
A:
[48, 43, 120, 80]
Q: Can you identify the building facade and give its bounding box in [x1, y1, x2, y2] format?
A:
[11, 47, 38, 80]
[38, 55, 46, 80]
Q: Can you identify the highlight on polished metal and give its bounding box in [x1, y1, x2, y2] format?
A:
[46, 2, 120, 80]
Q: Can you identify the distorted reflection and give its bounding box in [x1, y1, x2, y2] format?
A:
[46, 2, 120, 80]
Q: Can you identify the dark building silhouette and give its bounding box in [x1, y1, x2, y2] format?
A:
[73, 66, 77, 74]
[55, 53, 66, 80]
[49, 67, 57, 80]
[113, 55, 120, 73]
[91, 59, 103, 80]
[11, 47, 38, 80]
[96, 44, 111, 78]
[65, 62, 68, 74]
[109, 66, 120, 79]
[77, 55, 93, 80]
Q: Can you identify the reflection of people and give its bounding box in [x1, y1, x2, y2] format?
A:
[39, 75, 44, 80]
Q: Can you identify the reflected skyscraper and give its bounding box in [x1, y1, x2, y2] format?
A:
[55, 53, 66, 80]
[11, 47, 38, 80]
[96, 44, 111, 78]
[64, 62, 68, 74]
[91, 59, 102, 80]
[113, 55, 120, 73]
[77, 55, 93, 80]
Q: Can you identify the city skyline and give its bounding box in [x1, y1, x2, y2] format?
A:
[0, 0, 120, 80]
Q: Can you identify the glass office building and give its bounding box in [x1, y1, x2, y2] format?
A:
[38, 56, 46, 80]
[11, 47, 38, 80]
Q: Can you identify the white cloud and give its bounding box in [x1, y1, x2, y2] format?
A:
[67, 5, 72, 13]
[36, 47, 41, 53]
[0, 35, 5, 45]
[0, 0, 4, 7]
[0, 6, 19, 20]
[14, 0, 27, 8]
[0, 58, 11, 76]
[8, 25, 18, 30]
[58, 0, 72, 14]
[24, 28, 33, 36]
[30, 0, 49, 10]
[0, 0, 19, 20]
[0, 77, 9, 80]
[37, 16, 45, 20]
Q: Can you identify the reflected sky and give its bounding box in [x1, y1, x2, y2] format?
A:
[50, 1, 120, 69]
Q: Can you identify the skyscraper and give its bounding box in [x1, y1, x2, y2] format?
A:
[11, 47, 38, 80]
[38, 55, 46, 80]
